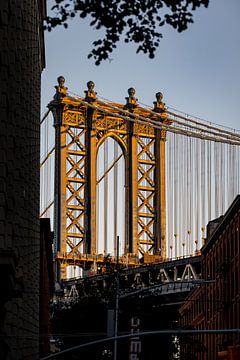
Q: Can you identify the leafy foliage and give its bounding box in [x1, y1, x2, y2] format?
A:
[45, 0, 209, 64]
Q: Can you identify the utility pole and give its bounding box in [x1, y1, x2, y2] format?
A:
[114, 235, 120, 360]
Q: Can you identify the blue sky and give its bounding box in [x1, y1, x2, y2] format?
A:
[41, 0, 240, 129]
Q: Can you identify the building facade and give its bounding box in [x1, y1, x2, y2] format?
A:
[0, 0, 45, 358]
[179, 196, 240, 360]
[40, 219, 54, 357]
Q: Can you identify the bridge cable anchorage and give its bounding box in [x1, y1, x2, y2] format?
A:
[68, 92, 240, 145]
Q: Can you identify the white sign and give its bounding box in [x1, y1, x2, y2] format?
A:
[129, 317, 141, 360]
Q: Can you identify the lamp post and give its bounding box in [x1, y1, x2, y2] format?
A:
[195, 240, 198, 254]
[201, 227, 205, 246]
[101, 348, 112, 359]
[187, 230, 191, 256]
[182, 243, 185, 257]
[174, 233, 178, 258]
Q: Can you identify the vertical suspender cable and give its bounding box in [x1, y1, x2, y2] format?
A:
[208, 140, 212, 221]
[44, 115, 48, 214]
[230, 143, 233, 203]
[187, 135, 190, 256]
[167, 134, 171, 258]
[237, 145, 240, 195]
[230, 144, 232, 206]
[220, 143, 223, 215]
[202, 138, 205, 235]
[214, 142, 218, 217]
[190, 136, 193, 255]
[180, 135, 183, 257]
[184, 134, 187, 255]
[217, 142, 221, 216]
[174, 131, 178, 258]
[223, 143, 226, 212]
[114, 140, 118, 257]
[195, 138, 199, 253]
[180, 134, 184, 256]
[232, 144, 234, 201]
[227, 144, 231, 205]
[171, 133, 174, 256]
[104, 138, 108, 255]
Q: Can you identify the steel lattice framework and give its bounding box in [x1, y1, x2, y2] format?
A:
[50, 82, 171, 280]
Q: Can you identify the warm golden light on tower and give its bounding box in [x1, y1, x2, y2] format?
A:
[49, 78, 170, 280]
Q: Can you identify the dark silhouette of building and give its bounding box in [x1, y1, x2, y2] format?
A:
[0, 0, 46, 358]
[40, 219, 54, 357]
[179, 196, 240, 360]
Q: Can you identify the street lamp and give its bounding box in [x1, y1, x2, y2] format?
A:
[101, 348, 112, 359]
[201, 227, 205, 246]
[187, 230, 191, 255]
[182, 243, 185, 257]
[174, 233, 178, 258]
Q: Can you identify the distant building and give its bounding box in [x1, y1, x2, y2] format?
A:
[179, 196, 240, 360]
[0, 0, 46, 359]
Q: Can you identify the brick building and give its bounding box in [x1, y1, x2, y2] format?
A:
[40, 219, 54, 357]
[0, 0, 46, 359]
[179, 195, 240, 360]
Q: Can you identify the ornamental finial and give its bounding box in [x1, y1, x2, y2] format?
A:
[153, 92, 166, 113]
[124, 87, 138, 110]
[85, 80, 97, 102]
[54, 75, 68, 100]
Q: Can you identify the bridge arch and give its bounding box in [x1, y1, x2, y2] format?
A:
[96, 131, 127, 155]
[96, 135, 126, 257]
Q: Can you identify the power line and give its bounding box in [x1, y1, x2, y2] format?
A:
[39, 328, 240, 360]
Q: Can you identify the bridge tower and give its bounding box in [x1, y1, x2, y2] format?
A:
[49, 78, 170, 280]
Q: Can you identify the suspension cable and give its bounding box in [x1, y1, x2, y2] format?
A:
[65, 94, 240, 145]
[40, 109, 50, 125]
[94, 93, 240, 141]
[94, 93, 240, 140]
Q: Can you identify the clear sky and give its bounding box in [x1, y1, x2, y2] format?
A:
[41, 0, 240, 129]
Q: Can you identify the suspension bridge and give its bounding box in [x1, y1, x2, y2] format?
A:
[39, 77, 240, 358]
[40, 76, 240, 278]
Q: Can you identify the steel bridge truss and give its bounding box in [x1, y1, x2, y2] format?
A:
[57, 255, 202, 304]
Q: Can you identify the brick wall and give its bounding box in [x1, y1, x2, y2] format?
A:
[179, 196, 240, 360]
[40, 218, 54, 357]
[0, 0, 45, 359]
